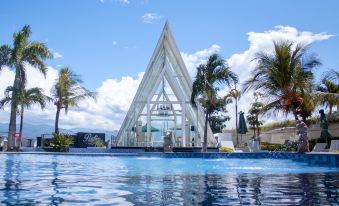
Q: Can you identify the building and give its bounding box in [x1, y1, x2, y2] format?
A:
[116, 22, 216, 147]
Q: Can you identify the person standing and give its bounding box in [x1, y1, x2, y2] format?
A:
[319, 109, 332, 148]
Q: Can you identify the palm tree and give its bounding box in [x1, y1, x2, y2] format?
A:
[0, 25, 52, 148]
[225, 88, 241, 145]
[52, 67, 96, 133]
[0, 86, 48, 146]
[316, 69, 339, 115]
[243, 41, 321, 120]
[191, 54, 238, 152]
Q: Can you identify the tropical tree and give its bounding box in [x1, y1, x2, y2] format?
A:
[225, 88, 241, 145]
[209, 97, 232, 133]
[191, 54, 238, 152]
[246, 93, 264, 138]
[243, 41, 321, 120]
[52, 67, 96, 133]
[316, 69, 339, 115]
[0, 86, 48, 145]
[0, 25, 52, 148]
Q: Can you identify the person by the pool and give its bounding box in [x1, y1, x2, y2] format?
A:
[319, 109, 332, 148]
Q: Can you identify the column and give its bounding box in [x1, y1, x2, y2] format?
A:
[181, 103, 186, 147]
[146, 100, 151, 147]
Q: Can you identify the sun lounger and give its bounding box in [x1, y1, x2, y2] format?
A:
[329, 140, 339, 152]
[311, 143, 327, 152]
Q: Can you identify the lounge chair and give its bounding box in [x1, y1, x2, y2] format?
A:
[247, 139, 260, 152]
[329, 140, 339, 152]
[311, 143, 327, 152]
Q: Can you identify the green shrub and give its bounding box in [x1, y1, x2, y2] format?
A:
[49, 133, 73, 152]
[89, 137, 105, 147]
[260, 141, 297, 152]
[219, 147, 234, 153]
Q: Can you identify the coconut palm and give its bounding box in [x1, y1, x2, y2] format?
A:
[225, 88, 241, 145]
[316, 69, 339, 114]
[191, 54, 238, 152]
[0, 25, 52, 148]
[243, 41, 321, 120]
[0, 86, 48, 145]
[52, 67, 96, 133]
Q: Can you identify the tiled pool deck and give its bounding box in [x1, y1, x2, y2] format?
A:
[3, 148, 339, 167]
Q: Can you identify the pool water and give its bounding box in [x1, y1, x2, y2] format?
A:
[0, 154, 338, 205]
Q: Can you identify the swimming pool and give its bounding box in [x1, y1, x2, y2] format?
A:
[0, 154, 338, 205]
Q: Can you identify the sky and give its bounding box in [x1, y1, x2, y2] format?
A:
[0, 0, 338, 132]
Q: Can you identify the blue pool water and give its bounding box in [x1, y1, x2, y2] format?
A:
[0, 154, 338, 205]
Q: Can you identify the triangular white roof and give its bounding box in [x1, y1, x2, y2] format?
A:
[116, 22, 215, 146]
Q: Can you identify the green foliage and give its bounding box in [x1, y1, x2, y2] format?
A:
[52, 67, 96, 133]
[90, 137, 105, 147]
[52, 67, 96, 113]
[219, 147, 234, 153]
[0, 25, 52, 146]
[191, 54, 238, 152]
[49, 133, 73, 152]
[247, 96, 264, 136]
[243, 41, 320, 118]
[316, 69, 339, 114]
[260, 142, 297, 152]
[209, 114, 231, 133]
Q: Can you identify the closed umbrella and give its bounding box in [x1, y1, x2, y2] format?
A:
[238, 111, 248, 146]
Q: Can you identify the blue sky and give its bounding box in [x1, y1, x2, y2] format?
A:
[0, 0, 338, 130]
[1, 0, 338, 89]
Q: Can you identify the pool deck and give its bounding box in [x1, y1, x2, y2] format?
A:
[1, 150, 338, 167]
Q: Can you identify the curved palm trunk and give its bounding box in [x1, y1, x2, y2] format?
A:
[19, 105, 24, 147]
[55, 106, 61, 134]
[202, 112, 209, 152]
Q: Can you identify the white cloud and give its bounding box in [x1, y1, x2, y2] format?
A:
[112, 41, 117, 46]
[142, 13, 163, 24]
[118, 0, 130, 4]
[181, 44, 221, 78]
[99, 0, 130, 4]
[0, 25, 332, 133]
[0, 65, 142, 131]
[223, 25, 333, 128]
[53, 52, 63, 59]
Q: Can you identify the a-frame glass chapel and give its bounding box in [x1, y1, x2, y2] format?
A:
[116, 23, 216, 147]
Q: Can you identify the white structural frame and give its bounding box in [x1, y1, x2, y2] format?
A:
[116, 22, 216, 147]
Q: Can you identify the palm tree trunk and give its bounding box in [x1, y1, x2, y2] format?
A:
[235, 99, 238, 146]
[202, 112, 209, 152]
[19, 105, 24, 147]
[8, 102, 17, 149]
[55, 106, 61, 134]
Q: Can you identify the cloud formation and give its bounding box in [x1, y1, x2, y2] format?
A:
[0, 25, 333, 132]
[142, 13, 163, 24]
[53, 52, 63, 59]
[223, 25, 333, 128]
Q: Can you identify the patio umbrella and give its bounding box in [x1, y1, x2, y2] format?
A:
[141, 124, 160, 132]
[237, 111, 248, 146]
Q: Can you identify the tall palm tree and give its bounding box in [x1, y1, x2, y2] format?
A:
[243, 41, 321, 120]
[0, 86, 48, 146]
[52, 67, 96, 133]
[0, 25, 52, 148]
[225, 88, 241, 145]
[191, 54, 238, 152]
[316, 69, 339, 115]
